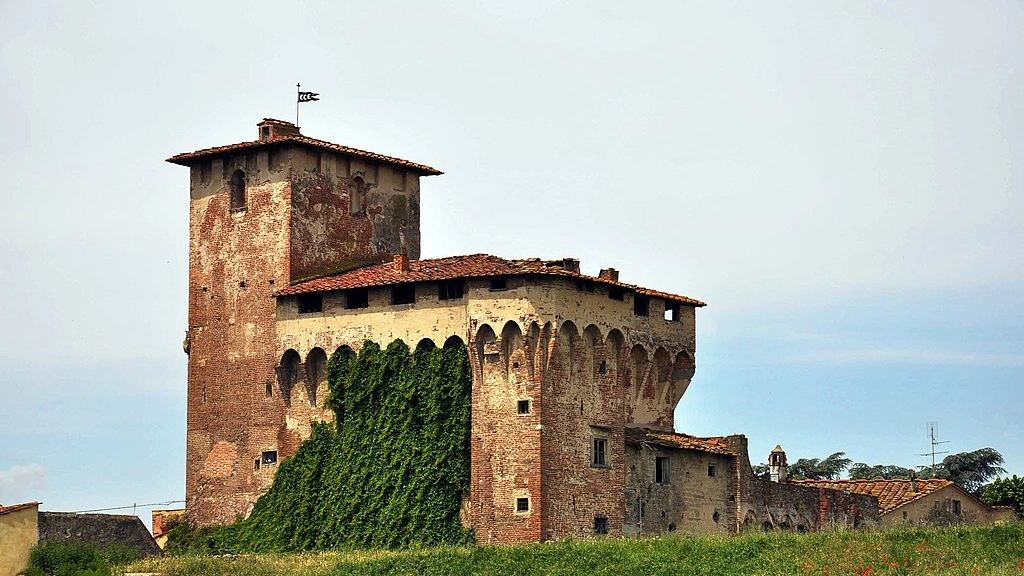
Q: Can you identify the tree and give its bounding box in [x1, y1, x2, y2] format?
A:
[751, 463, 770, 480]
[982, 475, 1024, 518]
[930, 447, 1006, 494]
[848, 463, 913, 480]
[789, 452, 852, 480]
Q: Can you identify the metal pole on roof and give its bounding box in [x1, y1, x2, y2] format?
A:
[296, 83, 301, 127]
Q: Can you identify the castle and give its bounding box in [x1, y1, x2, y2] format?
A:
[167, 118, 876, 543]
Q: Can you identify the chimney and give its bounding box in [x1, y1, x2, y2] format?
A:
[561, 258, 580, 274]
[257, 118, 301, 141]
[909, 470, 917, 492]
[769, 445, 788, 483]
[393, 253, 409, 273]
[599, 268, 620, 282]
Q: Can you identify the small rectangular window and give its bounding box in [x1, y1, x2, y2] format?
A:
[298, 293, 323, 314]
[664, 302, 680, 321]
[608, 287, 625, 301]
[392, 284, 415, 305]
[592, 437, 608, 467]
[593, 516, 609, 535]
[516, 497, 530, 513]
[707, 464, 716, 477]
[490, 277, 508, 291]
[656, 457, 671, 484]
[576, 281, 595, 293]
[634, 295, 649, 317]
[438, 280, 464, 301]
[345, 289, 368, 309]
[517, 399, 531, 415]
[261, 450, 278, 465]
[952, 500, 961, 515]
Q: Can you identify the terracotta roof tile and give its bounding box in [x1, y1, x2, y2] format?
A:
[166, 134, 442, 175]
[625, 427, 734, 455]
[275, 254, 706, 307]
[0, 501, 40, 516]
[791, 479, 956, 514]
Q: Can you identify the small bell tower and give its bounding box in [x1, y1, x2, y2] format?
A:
[769, 445, 788, 483]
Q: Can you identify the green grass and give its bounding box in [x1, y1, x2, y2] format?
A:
[124, 523, 1024, 576]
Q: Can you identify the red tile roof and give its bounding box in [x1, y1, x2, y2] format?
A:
[276, 254, 706, 307]
[166, 134, 442, 175]
[625, 427, 734, 455]
[0, 502, 40, 516]
[791, 479, 959, 514]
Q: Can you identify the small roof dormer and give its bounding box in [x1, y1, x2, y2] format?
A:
[258, 118, 301, 141]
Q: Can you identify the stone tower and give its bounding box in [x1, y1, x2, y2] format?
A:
[166, 119, 441, 523]
[769, 445, 788, 483]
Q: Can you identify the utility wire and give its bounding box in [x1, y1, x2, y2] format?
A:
[70, 500, 185, 514]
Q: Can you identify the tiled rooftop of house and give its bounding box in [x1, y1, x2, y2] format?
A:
[0, 501, 40, 516]
[625, 427, 734, 455]
[166, 133, 442, 175]
[276, 253, 706, 307]
[792, 478, 955, 514]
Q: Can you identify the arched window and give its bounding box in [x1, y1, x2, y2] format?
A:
[229, 169, 246, 211]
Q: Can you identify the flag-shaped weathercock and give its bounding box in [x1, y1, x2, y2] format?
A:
[296, 83, 319, 126]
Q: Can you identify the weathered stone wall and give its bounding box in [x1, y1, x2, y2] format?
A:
[725, 436, 879, 532]
[288, 147, 421, 282]
[186, 150, 294, 525]
[274, 274, 698, 544]
[38, 512, 161, 558]
[625, 445, 734, 536]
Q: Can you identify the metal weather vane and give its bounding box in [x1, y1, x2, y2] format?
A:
[296, 83, 320, 127]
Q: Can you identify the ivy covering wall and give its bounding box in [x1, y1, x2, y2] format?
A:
[172, 339, 473, 552]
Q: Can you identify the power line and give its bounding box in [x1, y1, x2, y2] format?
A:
[70, 500, 185, 514]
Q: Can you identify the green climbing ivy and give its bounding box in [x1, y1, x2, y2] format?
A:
[170, 339, 473, 553]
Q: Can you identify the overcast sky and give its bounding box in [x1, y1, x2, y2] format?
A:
[2, 1, 1021, 529]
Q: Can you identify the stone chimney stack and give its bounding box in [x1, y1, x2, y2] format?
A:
[598, 268, 619, 282]
[769, 445, 789, 483]
[257, 118, 301, 141]
[909, 469, 918, 492]
[393, 253, 410, 273]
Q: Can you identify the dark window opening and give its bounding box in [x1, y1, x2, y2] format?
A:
[345, 289, 368, 309]
[261, 450, 278, 465]
[265, 383, 273, 398]
[490, 277, 508, 291]
[763, 521, 774, 531]
[608, 287, 625, 301]
[713, 511, 721, 523]
[592, 437, 608, 467]
[667, 522, 677, 532]
[253, 458, 260, 471]
[593, 516, 609, 535]
[260, 126, 270, 140]
[229, 169, 246, 211]
[902, 511, 908, 520]
[634, 295, 650, 317]
[298, 293, 323, 314]
[517, 399, 531, 415]
[797, 524, 807, 533]
[664, 302, 680, 321]
[438, 280, 464, 300]
[707, 464, 716, 477]
[576, 281, 595, 293]
[953, 500, 961, 515]
[598, 360, 607, 375]
[392, 284, 415, 305]
[516, 497, 530, 513]
[656, 456, 671, 484]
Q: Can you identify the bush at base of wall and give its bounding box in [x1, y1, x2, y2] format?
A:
[26, 541, 142, 576]
[168, 339, 473, 553]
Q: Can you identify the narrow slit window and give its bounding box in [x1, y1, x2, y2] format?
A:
[229, 169, 246, 211]
[656, 456, 671, 484]
[634, 295, 649, 317]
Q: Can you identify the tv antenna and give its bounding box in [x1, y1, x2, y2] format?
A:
[918, 421, 949, 478]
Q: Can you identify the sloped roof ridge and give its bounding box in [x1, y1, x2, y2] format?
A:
[166, 134, 442, 175]
[276, 253, 706, 307]
[625, 426, 734, 456]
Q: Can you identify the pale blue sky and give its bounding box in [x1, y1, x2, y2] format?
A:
[1, 1, 1021, 530]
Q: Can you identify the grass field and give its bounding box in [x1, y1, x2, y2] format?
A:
[125, 523, 1024, 576]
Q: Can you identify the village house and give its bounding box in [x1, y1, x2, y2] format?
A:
[167, 118, 879, 543]
[793, 478, 1015, 527]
